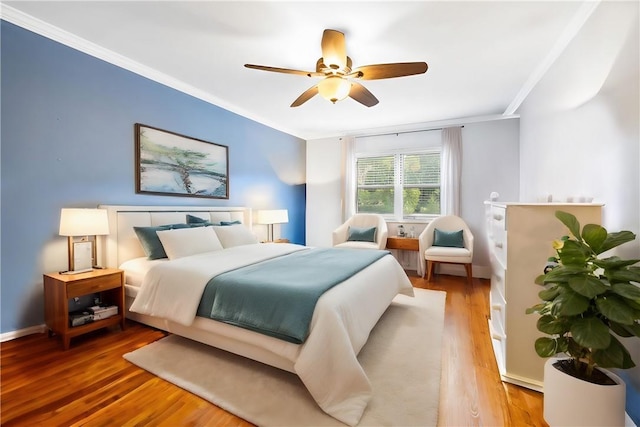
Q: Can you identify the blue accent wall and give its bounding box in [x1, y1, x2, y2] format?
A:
[0, 21, 306, 334]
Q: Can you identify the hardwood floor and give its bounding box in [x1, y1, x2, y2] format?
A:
[1, 274, 546, 426]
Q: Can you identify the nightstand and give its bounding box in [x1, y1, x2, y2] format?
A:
[43, 268, 125, 350]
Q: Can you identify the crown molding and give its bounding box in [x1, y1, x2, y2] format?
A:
[504, 0, 601, 115]
[0, 5, 302, 139]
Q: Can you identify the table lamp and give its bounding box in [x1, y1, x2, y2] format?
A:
[59, 208, 110, 273]
[256, 209, 288, 242]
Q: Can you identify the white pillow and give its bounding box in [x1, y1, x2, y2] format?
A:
[156, 226, 223, 259]
[213, 224, 258, 248]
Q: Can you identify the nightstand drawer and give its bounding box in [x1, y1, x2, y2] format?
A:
[67, 273, 121, 298]
[386, 237, 419, 251]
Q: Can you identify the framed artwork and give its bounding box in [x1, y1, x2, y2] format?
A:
[135, 123, 229, 199]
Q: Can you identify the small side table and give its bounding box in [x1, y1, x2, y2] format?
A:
[43, 268, 125, 350]
[386, 236, 419, 251]
[386, 236, 421, 273]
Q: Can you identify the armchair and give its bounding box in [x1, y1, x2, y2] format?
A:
[418, 215, 474, 283]
[332, 214, 388, 250]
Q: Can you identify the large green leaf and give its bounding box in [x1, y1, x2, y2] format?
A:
[596, 294, 637, 325]
[537, 315, 568, 335]
[593, 256, 640, 271]
[555, 211, 582, 240]
[609, 321, 635, 337]
[621, 322, 640, 337]
[582, 223, 607, 254]
[542, 265, 589, 283]
[611, 283, 640, 303]
[568, 275, 607, 298]
[570, 317, 611, 349]
[600, 231, 637, 254]
[554, 288, 590, 316]
[526, 303, 548, 315]
[592, 335, 636, 369]
[534, 337, 558, 357]
[557, 240, 590, 266]
[608, 268, 640, 284]
[539, 286, 560, 301]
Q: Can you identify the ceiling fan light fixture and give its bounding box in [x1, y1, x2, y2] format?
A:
[318, 76, 352, 104]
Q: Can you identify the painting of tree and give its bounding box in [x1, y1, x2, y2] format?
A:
[135, 124, 229, 199]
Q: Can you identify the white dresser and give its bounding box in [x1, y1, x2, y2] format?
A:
[484, 202, 603, 390]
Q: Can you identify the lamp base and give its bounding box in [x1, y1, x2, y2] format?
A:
[60, 268, 93, 275]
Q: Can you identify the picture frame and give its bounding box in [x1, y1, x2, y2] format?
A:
[72, 241, 93, 272]
[135, 123, 229, 199]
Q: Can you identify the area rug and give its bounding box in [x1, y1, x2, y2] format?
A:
[123, 288, 446, 426]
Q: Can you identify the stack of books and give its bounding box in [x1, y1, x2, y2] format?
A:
[69, 310, 94, 327]
[89, 305, 118, 320]
[69, 305, 118, 327]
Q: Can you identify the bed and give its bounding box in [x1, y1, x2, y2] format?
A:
[99, 205, 414, 426]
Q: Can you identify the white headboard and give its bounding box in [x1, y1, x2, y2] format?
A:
[98, 205, 251, 268]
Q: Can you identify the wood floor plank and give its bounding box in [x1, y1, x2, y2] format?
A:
[1, 274, 546, 426]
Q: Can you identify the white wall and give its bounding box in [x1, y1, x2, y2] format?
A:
[306, 118, 520, 277]
[517, 0, 640, 412]
[518, 1, 639, 252]
[306, 137, 343, 247]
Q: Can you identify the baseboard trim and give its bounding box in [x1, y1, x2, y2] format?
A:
[0, 324, 46, 342]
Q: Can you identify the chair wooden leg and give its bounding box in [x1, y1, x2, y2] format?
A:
[465, 263, 473, 285]
[427, 261, 436, 282]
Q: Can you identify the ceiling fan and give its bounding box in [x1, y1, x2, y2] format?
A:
[244, 29, 428, 108]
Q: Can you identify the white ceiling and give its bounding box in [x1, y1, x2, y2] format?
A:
[3, 1, 593, 140]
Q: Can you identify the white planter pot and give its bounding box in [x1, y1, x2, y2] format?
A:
[544, 358, 626, 427]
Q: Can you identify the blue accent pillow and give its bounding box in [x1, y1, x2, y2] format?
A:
[134, 223, 190, 259]
[347, 226, 377, 242]
[433, 228, 464, 248]
[186, 214, 218, 226]
[186, 214, 240, 226]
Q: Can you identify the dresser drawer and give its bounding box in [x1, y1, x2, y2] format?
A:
[490, 284, 506, 337]
[67, 272, 122, 298]
[490, 206, 507, 267]
[491, 265, 506, 299]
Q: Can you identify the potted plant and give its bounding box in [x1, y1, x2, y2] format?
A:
[526, 210, 640, 427]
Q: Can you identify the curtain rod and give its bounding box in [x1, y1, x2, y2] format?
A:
[356, 125, 464, 139]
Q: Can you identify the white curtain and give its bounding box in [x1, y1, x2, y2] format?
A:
[341, 136, 356, 221]
[441, 127, 462, 216]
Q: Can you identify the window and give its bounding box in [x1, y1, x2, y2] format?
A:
[356, 151, 440, 219]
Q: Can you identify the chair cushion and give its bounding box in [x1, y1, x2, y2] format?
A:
[335, 241, 381, 250]
[433, 228, 464, 248]
[425, 246, 472, 263]
[347, 226, 377, 242]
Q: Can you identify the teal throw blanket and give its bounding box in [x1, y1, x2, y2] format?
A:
[196, 247, 390, 343]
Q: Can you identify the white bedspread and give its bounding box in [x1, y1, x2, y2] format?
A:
[130, 243, 414, 426]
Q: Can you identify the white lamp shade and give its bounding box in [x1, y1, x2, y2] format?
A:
[318, 76, 351, 103]
[59, 208, 110, 236]
[256, 209, 289, 225]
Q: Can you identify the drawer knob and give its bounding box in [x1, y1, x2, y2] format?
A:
[495, 242, 503, 248]
[493, 214, 503, 221]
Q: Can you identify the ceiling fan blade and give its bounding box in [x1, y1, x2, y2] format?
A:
[291, 85, 319, 107]
[321, 29, 347, 70]
[351, 62, 428, 80]
[349, 82, 379, 107]
[244, 64, 323, 78]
